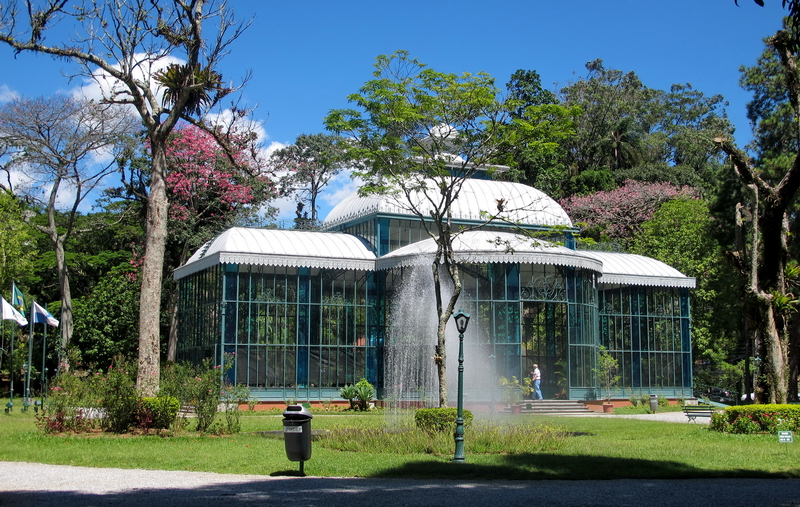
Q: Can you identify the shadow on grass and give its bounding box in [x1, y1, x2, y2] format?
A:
[368, 452, 800, 481]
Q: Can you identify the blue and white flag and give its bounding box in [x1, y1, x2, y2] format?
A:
[1, 297, 28, 326]
[31, 301, 59, 327]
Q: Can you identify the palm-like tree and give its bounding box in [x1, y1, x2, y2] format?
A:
[156, 64, 228, 116]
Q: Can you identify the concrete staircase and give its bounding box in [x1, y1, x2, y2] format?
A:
[504, 399, 593, 416]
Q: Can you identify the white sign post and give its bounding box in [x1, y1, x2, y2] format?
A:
[778, 431, 793, 443]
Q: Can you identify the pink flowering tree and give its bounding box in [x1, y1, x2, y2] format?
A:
[559, 180, 698, 244]
[163, 124, 275, 359]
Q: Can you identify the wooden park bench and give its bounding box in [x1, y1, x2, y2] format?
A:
[682, 405, 717, 422]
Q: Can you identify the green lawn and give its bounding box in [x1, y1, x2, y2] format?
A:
[1, 404, 798, 480]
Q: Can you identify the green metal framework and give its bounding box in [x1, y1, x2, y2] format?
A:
[598, 285, 693, 398]
[178, 263, 382, 401]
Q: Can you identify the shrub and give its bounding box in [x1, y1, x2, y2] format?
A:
[221, 383, 250, 434]
[139, 396, 180, 430]
[36, 370, 95, 434]
[190, 358, 225, 432]
[710, 404, 800, 434]
[339, 384, 358, 410]
[92, 359, 139, 433]
[340, 379, 374, 411]
[355, 378, 375, 411]
[414, 407, 474, 433]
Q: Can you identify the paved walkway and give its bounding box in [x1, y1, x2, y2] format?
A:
[593, 410, 712, 424]
[1, 461, 798, 506]
[0, 412, 750, 507]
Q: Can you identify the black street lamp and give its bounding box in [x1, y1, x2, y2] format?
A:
[452, 308, 470, 463]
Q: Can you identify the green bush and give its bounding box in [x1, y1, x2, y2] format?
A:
[221, 383, 250, 434]
[139, 396, 180, 430]
[414, 407, 474, 433]
[93, 359, 139, 433]
[339, 384, 358, 410]
[340, 378, 374, 411]
[191, 358, 225, 432]
[710, 404, 800, 434]
[355, 378, 375, 411]
[36, 370, 96, 434]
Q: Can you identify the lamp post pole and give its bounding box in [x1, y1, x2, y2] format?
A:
[453, 309, 470, 463]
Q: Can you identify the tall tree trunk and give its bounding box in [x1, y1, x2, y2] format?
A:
[54, 236, 73, 372]
[167, 301, 178, 363]
[432, 257, 448, 408]
[762, 302, 788, 403]
[137, 143, 170, 396]
[788, 313, 799, 401]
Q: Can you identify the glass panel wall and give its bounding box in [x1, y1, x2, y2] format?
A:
[598, 285, 692, 397]
[177, 264, 222, 364]
[178, 263, 377, 401]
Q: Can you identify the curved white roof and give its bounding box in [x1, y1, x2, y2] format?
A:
[322, 178, 573, 229]
[174, 228, 377, 279]
[377, 231, 603, 272]
[580, 251, 696, 288]
[175, 229, 695, 289]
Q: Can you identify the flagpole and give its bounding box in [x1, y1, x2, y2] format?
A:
[25, 301, 34, 406]
[8, 315, 13, 407]
[41, 320, 47, 405]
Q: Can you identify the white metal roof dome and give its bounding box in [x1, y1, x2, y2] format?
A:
[174, 227, 377, 279]
[376, 230, 602, 272]
[323, 178, 573, 229]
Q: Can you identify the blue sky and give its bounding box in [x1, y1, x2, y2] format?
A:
[0, 1, 789, 220]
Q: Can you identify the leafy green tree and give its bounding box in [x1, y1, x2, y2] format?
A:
[558, 60, 732, 196]
[72, 265, 141, 369]
[0, 0, 253, 395]
[499, 70, 578, 198]
[271, 133, 352, 225]
[326, 51, 572, 407]
[0, 191, 35, 290]
[0, 95, 137, 366]
[630, 198, 742, 367]
[714, 23, 800, 404]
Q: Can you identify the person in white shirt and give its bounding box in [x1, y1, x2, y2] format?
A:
[531, 364, 543, 400]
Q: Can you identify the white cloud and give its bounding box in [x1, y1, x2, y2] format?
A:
[9, 164, 83, 211]
[321, 169, 361, 207]
[0, 84, 19, 103]
[264, 140, 287, 157]
[73, 53, 184, 112]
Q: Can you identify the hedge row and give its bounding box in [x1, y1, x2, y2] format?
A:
[414, 407, 474, 433]
[710, 404, 800, 434]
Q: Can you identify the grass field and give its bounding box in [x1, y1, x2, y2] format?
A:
[1, 403, 798, 480]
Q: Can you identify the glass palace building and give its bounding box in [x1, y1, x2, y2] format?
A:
[174, 173, 695, 404]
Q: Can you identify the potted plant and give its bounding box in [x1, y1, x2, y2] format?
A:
[499, 376, 527, 412]
[593, 346, 621, 413]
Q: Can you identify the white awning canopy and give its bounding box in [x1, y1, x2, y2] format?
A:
[174, 228, 377, 279]
[580, 251, 696, 288]
[376, 231, 603, 272]
[175, 229, 696, 289]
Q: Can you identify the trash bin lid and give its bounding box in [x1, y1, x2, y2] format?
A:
[283, 404, 313, 420]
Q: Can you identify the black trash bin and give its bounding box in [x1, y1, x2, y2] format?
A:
[283, 405, 313, 473]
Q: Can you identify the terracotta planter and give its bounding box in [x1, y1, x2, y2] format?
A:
[602, 403, 614, 413]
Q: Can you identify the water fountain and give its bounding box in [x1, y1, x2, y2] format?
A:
[383, 264, 499, 426]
